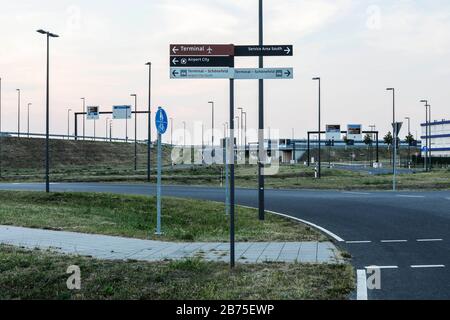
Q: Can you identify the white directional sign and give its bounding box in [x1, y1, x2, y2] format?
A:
[233, 68, 293, 80]
[113, 105, 132, 120]
[86, 106, 100, 120]
[170, 67, 233, 79]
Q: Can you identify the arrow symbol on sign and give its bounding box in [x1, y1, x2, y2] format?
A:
[284, 47, 291, 55]
[172, 70, 179, 77]
[172, 47, 179, 54]
[172, 58, 179, 65]
[284, 70, 291, 77]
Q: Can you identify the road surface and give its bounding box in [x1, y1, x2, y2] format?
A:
[0, 182, 449, 300]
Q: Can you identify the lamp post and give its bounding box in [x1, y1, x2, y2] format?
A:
[208, 101, 214, 148]
[80, 97, 85, 140]
[16, 89, 20, 137]
[105, 117, 110, 141]
[387, 88, 396, 191]
[405, 117, 411, 167]
[37, 28, 59, 193]
[183, 121, 186, 148]
[27, 103, 32, 138]
[67, 108, 72, 140]
[131, 94, 138, 171]
[243, 111, 247, 152]
[312, 77, 321, 178]
[109, 119, 113, 142]
[420, 100, 430, 171]
[145, 62, 152, 182]
[238, 107, 244, 149]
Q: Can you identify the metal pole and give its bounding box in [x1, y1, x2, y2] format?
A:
[27, 103, 31, 138]
[156, 132, 162, 235]
[67, 109, 72, 140]
[45, 35, 50, 192]
[74, 113, 78, 141]
[307, 132, 310, 166]
[110, 120, 112, 142]
[387, 88, 396, 191]
[81, 98, 85, 140]
[313, 77, 321, 178]
[428, 103, 432, 171]
[131, 94, 137, 171]
[17, 89, 20, 137]
[229, 78, 235, 268]
[0, 77, 2, 178]
[258, 0, 265, 221]
[146, 62, 152, 182]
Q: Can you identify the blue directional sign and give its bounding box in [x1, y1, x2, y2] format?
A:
[422, 146, 428, 152]
[155, 107, 168, 135]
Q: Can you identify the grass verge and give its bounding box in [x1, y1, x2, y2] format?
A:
[0, 245, 354, 300]
[0, 191, 327, 242]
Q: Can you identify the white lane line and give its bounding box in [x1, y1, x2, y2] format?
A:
[343, 192, 371, 196]
[346, 241, 372, 244]
[356, 269, 368, 300]
[446, 197, 450, 201]
[396, 195, 425, 199]
[411, 265, 445, 269]
[264, 209, 346, 242]
[365, 266, 399, 270]
[381, 240, 408, 243]
[417, 239, 443, 242]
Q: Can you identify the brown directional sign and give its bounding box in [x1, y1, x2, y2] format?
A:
[170, 56, 234, 67]
[170, 44, 234, 56]
[234, 45, 293, 57]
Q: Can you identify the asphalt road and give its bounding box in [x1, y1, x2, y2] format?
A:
[0, 182, 449, 300]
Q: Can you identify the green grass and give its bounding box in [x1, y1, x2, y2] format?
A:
[0, 246, 354, 300]
[0, 191, 327, 242]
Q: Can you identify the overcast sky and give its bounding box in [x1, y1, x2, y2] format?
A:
[0, 0, 449, 143]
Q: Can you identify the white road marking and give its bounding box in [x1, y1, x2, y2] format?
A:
[417, 239, 443, 242]
[396, 195, 425, 199]
[238, 205, 346, 242]
[411, 265, 445, 269]
[357, 269, 368, 300]
[346, 241, 372, 244]
[446, 197, 450, 201]
[343, 192, 371, 196]
[381, 240, 408, 243]
[365, 266, 399, 270]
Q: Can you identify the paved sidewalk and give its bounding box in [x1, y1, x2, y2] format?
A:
[0, 225, 342, 264]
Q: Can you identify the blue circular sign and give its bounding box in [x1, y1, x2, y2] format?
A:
[155, 107, 168, 135]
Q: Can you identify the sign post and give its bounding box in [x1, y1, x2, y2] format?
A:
[155, 107, 168, 235]
[392, 122, 403, 192]
[169, 40, 294, 268]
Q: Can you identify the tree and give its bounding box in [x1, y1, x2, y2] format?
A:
[405, 133, 415, 146]
[384, 132, 393, 165]
[364, 134, 373, 146]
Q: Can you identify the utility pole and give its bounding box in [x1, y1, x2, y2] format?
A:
[37, 29, 59, 193]
[420, 100, 429, 171]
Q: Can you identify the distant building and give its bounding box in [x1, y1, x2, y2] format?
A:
[421, 120, 450, 158]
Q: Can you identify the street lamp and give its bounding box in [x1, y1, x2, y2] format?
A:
[208, 101, 214, 148]
[27, 103, 32, 138]
[37, 28, 59, 193]
[16, 89, 20, 137]
[80, 97, 86, 140]
[242, 111, 247, 152]
[145, 62, 152, 182]
[130, 94, 138, 171]
[67, 108, 72, 139]
[312, 77, 321, 178]
[405, 117, 411, 167]
[420, 99, 430, 171]
[386, 88, 397, 191]
[105, 117, 110, 141]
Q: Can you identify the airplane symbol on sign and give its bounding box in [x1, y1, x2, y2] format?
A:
[207, 46, 213, 54]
